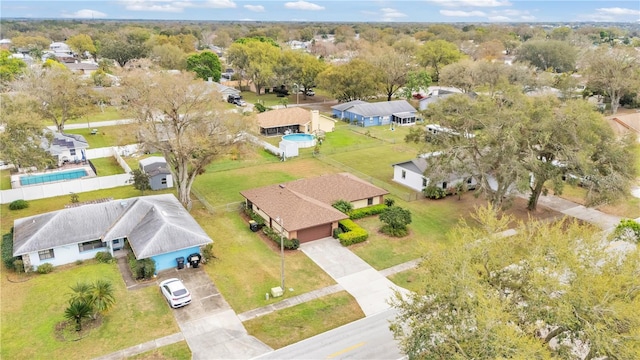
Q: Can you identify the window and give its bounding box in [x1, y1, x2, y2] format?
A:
[78, 240, 106, 252]
[467, 177, 473, 184]
[161, 177, 167, 185]
[38, 249, 54, 260]
[401, 170, 406, 179]
[367, 198, 373, 205]
[442, 182, 447, 189]
[422, 178, 427, 187]
[69, 149, 76, 156]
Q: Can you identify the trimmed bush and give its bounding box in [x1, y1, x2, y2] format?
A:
[337, 219, 368, 246]
[613, 219, 640, 243]
[13, 259, 24, 273]
[37, 263, 54, 274]
[424, 185, 446, 199]
[202, 243, 215, 262]
[244, 207, 266, 226]
[2, 231, 20, 271]
[262, 226, 299, 250]
[349, 204, 388, 219]
[332, 199, 353, 214]
[9, 200, 29, 210]
[332, 227, 343, 239]
[95, 251, 114, 263]
[127, 252, 155, 280]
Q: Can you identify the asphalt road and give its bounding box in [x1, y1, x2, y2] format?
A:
[252, 309, 405, 360]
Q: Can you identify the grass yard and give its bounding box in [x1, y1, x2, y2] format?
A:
[243, 291, 364, 349]
[90, 157, 126, 176]
[0, 262, 179, 360]
[63, 106, 126, 125]
[129, 341, 191, 360]
[553, 184, 640, 219]
[0, 169, 12, 190]
[192, 207, 336, 313]
[65, 124, 139, 148]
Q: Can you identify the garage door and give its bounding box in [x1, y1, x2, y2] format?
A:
[297, 224, 332, 243]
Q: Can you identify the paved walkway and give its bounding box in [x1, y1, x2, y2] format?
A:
[300, 237, 411, 317]
[534, 194, 624, 230]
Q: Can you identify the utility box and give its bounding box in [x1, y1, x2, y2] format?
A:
[270, 286, 284, 298]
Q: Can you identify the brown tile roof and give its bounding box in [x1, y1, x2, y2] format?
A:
[256, 107, 311, 129]
[239, 173, 388, 231]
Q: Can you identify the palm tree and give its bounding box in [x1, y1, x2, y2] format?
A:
[91, 279, 116, 316]
[64, 301, 92, 331]
[68, 282, 93, 305]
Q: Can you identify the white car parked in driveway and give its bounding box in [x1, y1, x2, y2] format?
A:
[160, 278, 192, 308]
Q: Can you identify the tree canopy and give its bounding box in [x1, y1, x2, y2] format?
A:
[120, 70, 248, 209]
[515, 39, 577, 73]
[186, 50, 222, 81]
[317, 59, 380, 102]
[390, 206, 640, 359]
[417, 39, 463, 82]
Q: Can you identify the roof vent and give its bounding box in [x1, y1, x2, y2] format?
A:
[120, 201, 128, 207]
[279, 184, 285, 189]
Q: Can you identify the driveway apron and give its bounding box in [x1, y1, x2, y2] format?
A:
[300, 237, 410, 317]
[156, 268, 272, 360]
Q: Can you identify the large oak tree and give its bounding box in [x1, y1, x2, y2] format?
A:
[120, 70, 247, 209]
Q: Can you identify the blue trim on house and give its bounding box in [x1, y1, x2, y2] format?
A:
[152, 246, 201, 272]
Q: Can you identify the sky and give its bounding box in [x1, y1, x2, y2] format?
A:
[1, 0, 639, 23]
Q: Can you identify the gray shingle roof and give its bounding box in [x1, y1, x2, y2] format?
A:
[13, 194, 212, 259]
[332, 100, 415, 117]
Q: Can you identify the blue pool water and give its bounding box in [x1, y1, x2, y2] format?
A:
[282, 133, 316, 148]
[20, 169, 89, 186]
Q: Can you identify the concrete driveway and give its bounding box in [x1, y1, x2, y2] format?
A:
[156, 268, 272, 360]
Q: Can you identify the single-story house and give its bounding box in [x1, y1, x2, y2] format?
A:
[206, 79, 240, 101]
[392, 155, 477, 193]
[331, 100, 418, 127]
[12, 194, 212, 272]
[65, 62, 99, 75]
[419, 87, 477, 111]
[139, 156, 173, 190]
[240, 173, 388, 242]
[257, 107, 324, 136]
[43, 131, 89, 166]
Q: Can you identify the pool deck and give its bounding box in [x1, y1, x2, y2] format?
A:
[10, 163, 96, 189]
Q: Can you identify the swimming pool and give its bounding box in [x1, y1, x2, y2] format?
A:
[20, 169, 89, 186]
[282, 133, 316, 148]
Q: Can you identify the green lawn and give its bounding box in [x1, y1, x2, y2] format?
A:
[130, 341, 191, 360]
[0, 262, 179, 360]
[64, 106, 127, 125]
[243, 291, 364, 349]
[0, 169, 12, 190]
[90, 157, 126, 176]
[193, 208, 336, 313]
[65, 124, 138, 148]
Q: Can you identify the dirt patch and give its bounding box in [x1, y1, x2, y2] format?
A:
[54, 316, 103, 342]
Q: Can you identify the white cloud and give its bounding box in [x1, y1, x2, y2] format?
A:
[440, 10, 486, 17]
[121, 0, 235, 13]
[427, 0, 510, 8]
[597, 7, 640, 16]
[61, 9, 107, 18]
[380, 8, 407, 21]
[284, 1, 325, 11]
[487, 15, 510, 21]
[244, 4, 265, 12]
[520, 15, 536, 21]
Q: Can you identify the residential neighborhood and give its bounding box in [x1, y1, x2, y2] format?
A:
[1, 8, 640, 360]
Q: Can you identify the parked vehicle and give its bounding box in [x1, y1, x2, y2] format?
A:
[159, 278, 192, 308]
[227, 94, 246, 106]
[304, 89, 315, 96]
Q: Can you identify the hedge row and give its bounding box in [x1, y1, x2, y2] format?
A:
[2, 231, 20, 271]
[349, 204, 388, 219]
[263, 226, 300, 250]
[337, 219, 368, 246]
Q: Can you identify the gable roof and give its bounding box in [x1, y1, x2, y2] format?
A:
[393, 158, 428, 174]
[332, 100, 416, 117]
[13, 194, 212, 259]
[331, 100, 367, 112]
[239, 173, 388, 231]
[139, 156, 166, 168]
[256, 107, 312, 129]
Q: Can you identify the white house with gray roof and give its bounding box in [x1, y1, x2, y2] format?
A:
[331, 100, 418, 127]
[12, 194, 212, 272]
[392, 155, 477, 193]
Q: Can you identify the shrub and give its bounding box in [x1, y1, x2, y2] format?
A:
[254, 103, 268, 113]
[2, 231, 20, 271]
[379, 206, 412, 237]
[95, 251, 114, 263]
[37, 263, 54, 274]
[127, 252, 155, 280]
[384, 198, 395, 207]
[9, 200, 29, 210]
[349, 204, 387, 219]
[332, 227, 343, 239]
[262, 226, 299, 250]
[332, 200, 353, 214]
[13, 259, 24, 273]
[244, 207, 265, 226]
[75, 259, 84, 265]
[423, 185, 446, 199]
[337, 219, 368, 246]
[201, 243, 216, 263]
[381, 225, 409, 237]
[613, 219, 640, 243]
